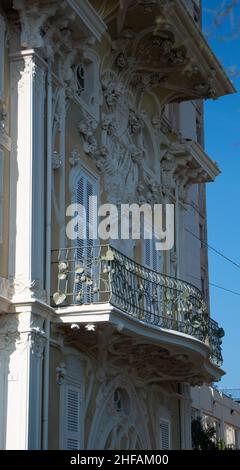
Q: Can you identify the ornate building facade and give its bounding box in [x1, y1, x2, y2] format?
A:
[0, 0, 236, 450]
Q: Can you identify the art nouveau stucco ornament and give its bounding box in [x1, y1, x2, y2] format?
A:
[52, 150, 61, 170]
[13, 0, 57, 49]
[69, 150, 81, 167]
[78, 114, 98, 158]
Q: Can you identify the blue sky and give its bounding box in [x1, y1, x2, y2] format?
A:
[202, 0, 240, 387]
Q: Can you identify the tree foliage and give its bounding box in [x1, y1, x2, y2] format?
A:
[191, 418, 218, 450]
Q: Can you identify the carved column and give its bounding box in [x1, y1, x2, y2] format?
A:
[9, 51, 47, 302]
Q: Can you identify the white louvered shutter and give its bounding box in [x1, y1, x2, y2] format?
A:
[160, 419, 171, 450]
[75, 171, 98, 303]
[76, 174, 85, 250]
[64, 385, 81, 450]
[144, 235, 160, 272]
[144, 233, 161, 315]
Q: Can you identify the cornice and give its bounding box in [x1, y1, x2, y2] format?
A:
[9, 48, 48, 69]
[66, 0, 107, 42]
[160, 138, 221, 202]
[177, 0, 236, 97]
[167, 139, 221, 183]
[186, 140, 221, 181]
[104, 0, 236, 101]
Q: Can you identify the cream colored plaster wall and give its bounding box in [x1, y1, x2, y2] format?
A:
[48, 343, 182, 450]
[191, 385, 240, 431]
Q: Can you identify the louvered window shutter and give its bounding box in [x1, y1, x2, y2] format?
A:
[145, 239, 152, 269]
[144, 233, 160, 271]
[75, 172, 97, 250]
[76, 175, 85, 252]
[64, 385, 81, 450]
[160, 419, 171, 450]
[75, 171, 98, 303]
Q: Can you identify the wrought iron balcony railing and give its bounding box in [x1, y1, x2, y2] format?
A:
[51, 244, 224, 366]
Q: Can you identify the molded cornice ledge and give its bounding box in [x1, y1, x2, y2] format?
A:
[185, 140, 221, 182]
[103, 0, 236, 102]
[160, 139, 221, 202]
[174, 139, 221, 183]
[12, 0, 106, 60]
[177, 0, 236, 98]
[65, 0, 107, 41]
[9, 48, 48, 69]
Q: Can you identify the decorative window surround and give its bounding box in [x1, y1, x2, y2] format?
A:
[0, 15, 5, 102]
[70, 162, 100, 202]
[72, 50, 101, 120]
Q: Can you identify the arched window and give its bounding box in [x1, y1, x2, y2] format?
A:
[72, 52, 100, 119]
[113, 388, 130, 415]
[75, 64, 85, 97]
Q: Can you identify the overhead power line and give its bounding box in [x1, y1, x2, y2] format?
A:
[210, 282, 240, 297]
[187, 273, 240, 297]
[185, 228, 240, 270]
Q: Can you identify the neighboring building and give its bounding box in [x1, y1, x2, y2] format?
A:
[191, 386, 240, 449]
[0, 0, 235, 450]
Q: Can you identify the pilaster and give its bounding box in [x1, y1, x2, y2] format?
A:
[0, 311, 46, 449]
[180, 383, 192, 449]
[9, 50, 47, 302]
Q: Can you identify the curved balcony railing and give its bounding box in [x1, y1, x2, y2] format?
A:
[51, 244, 224, 366]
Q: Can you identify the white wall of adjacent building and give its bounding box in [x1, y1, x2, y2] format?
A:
[191, 385, 240, 449]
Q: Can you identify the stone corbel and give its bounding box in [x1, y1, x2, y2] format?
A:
[0, 314, 19, 352]
[29, 328, 46, 357]
[13, 0, 58, 50]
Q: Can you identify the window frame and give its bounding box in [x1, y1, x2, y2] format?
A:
[70, 165, 100, 304]
[59, 355, 85, 450]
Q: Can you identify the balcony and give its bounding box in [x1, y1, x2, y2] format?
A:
[51, 244, 224, 382]
[94, 0, 235, 104]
